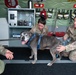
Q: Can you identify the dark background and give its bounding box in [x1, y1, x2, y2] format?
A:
[0, 47, 76, 75]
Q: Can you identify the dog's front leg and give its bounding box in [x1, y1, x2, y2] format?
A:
[47, 51, 57, 66]
[31, 47, 37, 64]
[29, 50, 34, 59]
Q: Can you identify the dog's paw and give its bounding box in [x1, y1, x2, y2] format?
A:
[47, 63, 52, 66]
[29, 56, 33, 59]
[32, 61, 36, 64]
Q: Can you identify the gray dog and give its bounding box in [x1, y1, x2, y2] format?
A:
[20, 31, 62, 66]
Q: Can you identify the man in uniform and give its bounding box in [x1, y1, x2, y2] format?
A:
[57, 16, 76, 61]
[0, 45, 14, 74]
[29, 15, 48, 49]
[30, 16, 48, 35]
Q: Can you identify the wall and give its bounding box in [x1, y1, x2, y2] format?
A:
[43, 0, 75, 9]
[0, 0, 76, 32]
[0, 0, 75, 17]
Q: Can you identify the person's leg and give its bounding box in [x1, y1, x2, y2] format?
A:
[69, 50, 76, 61]
[0, 60, 5, 74]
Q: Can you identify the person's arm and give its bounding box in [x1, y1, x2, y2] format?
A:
[57, 41, 76, 52]
[29, 26, 36, 34]
[0, 45, 14, 60]
[63, 27, 70, 40]
[45, 26, 48, 34]
[42, 25, 48, 35]
[0, 45, 7, 56]
[65, 41, 76, 52]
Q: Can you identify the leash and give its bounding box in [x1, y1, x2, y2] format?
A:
[26, 33, 36, 47]
[56, 38, 71, 58]
[37, 34, 43, 49]
[26, 33, 43, 49]
[62, 38, 71, 46]
[0, 38, 20, 41]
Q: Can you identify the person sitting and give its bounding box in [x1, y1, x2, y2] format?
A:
[30, 15, 48, 35]
[29, 15, 48, 49]
[56, 16, 76, 61]
[0, 45, 14, 74]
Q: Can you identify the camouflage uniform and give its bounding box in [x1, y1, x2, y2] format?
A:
[30, 24, 48, 35]
[64, 25, 76, 61]
[29, 24, 48, 49]
[0, 45, 7, 74]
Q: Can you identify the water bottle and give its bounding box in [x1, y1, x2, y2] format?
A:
[28, 0, 33, 9]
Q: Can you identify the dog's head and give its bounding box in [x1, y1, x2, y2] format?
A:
[20, 31, 31, 45]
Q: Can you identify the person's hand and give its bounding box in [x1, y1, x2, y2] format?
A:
[56, 45, 66, 52]
[63, 35, 68, 41]
[5, 50, 14, 60]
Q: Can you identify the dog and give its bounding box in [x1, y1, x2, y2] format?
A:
[20, 31, 62, 66]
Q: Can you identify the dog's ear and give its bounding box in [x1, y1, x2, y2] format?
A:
[20, 31, 24, 36]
